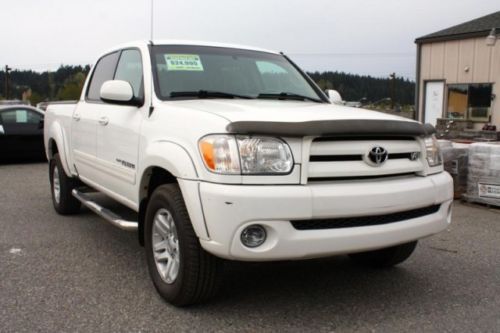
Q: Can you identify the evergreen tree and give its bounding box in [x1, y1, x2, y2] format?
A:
[0, 65, 414, 106]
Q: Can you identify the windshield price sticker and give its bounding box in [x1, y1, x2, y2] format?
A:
[165, 54, 204, 71]
[478, 183, 500, 199]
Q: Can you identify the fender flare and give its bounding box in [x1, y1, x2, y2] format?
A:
[47, 122, 73, 177]
[140, 140, 199, 180]
[138, 141, 210, 240]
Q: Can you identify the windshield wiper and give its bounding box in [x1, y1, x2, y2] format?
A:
[169, 90, 254, 99]
[257, 92, 324, 103]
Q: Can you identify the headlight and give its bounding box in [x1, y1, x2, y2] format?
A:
[199, 135, 240, 174]
[199, 135, 293, 174]
[424, 135, 442, 167]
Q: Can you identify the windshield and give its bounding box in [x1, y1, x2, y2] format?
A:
[151, 45, 325, 102]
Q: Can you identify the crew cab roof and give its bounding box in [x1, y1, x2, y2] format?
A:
[100, 40, 280, 56]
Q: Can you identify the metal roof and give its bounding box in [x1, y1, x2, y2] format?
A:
[0, 105, 44, 114]
[102, 40, 279, 56]
[415, 10, 500, 44]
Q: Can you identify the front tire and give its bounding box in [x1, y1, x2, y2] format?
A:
[145, 184, 222, 306]
[49, 153, 81, 215]
[348, 241, 418, 268]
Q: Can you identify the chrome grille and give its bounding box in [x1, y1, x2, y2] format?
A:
[307, 137, 423, 181]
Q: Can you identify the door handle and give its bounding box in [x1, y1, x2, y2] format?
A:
[73, 114, 81, 121]
[98, 117, 109, 126]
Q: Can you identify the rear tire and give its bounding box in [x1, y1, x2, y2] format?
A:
[145, 184, 222, 306]
[49, 153, 81, 215]
[348, 241, 418, 268]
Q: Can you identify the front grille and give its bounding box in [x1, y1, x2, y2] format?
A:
[309, 152, 417, 162]
[306, 137, 424, 181]
[313, 136, 416, 142]
[291, 204, 441, 230]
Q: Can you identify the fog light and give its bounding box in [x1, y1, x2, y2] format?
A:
[241, 225, 267, 248]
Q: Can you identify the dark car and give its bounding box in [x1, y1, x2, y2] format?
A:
[0, 105, 46, 161]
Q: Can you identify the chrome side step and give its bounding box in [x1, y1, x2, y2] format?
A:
[71, 189, 138, 231]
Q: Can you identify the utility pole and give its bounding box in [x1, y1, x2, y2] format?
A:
[4, 65, 11, 99]
[48, 71, 55, 100]
[389, 72, 396, 110]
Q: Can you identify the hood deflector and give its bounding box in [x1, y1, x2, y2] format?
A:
[226, 119, 436, 137]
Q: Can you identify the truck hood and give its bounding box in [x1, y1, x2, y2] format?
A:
[163, 99, 432, 137]
[165, 99, 415, 123]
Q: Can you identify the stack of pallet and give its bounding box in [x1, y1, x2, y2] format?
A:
[435, 119, 473, 139]
[463, 142, 500, 206]
[438, 140, 469, 198]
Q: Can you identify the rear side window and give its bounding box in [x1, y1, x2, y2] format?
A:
[0, 109, 42, 124]
[86, 52, 120, 101]
[114, 49, 144, 99]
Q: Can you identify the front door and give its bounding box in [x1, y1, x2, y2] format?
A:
[95, 49, 145, 202]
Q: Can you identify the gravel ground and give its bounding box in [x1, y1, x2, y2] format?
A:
[1, 162, 499, 332]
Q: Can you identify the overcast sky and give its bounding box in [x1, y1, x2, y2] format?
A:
[1, 0, 498, 79]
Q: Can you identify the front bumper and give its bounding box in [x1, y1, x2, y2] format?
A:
[191, 172, 453, 261]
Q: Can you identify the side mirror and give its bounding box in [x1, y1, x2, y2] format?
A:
[100, 80, 143, 106]
[325, 89, 343, 104]
[0, 124, 4, 135]
[38, 119, 44, 129]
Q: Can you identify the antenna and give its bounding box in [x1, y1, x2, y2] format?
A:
[150, 0, 154, 41]
[148, 0, 156, 117]
[148, 0, 155, 117]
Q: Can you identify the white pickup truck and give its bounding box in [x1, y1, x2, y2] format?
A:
[44, 40, 453, 306]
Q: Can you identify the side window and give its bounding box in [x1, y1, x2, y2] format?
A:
[0, 110, 18, 124]
[27, 110, 43, 123]
[86, 52, 120, 101]
[114, 49, 144, 99]
[0, 109, 42, 124]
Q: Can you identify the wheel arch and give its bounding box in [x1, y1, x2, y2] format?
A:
[46, 122, 72, 177]
[48, 138, 59, 159]
[137, 141, 202, 245]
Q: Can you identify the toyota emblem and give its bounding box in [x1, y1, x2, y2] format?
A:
[366, 146, 388, 166]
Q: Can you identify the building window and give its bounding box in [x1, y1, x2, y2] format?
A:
[446, 84, 493, 122]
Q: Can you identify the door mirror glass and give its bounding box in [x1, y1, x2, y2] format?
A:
[325, 89, 343, 104]
[100, 80, 139, 105]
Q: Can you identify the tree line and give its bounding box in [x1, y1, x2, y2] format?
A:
[0, 65, 415, 106]
[308, 71, 415, 105]
[0, 65, 90, 105]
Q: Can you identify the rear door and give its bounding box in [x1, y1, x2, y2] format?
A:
[72, 51, 119, 183]
[0, 108, 44, 159]
[95, 48, 145, 199]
